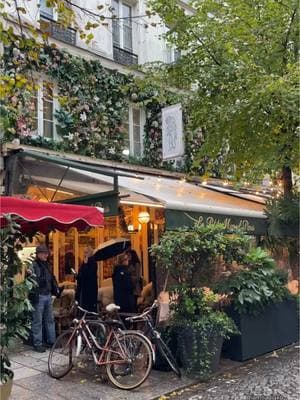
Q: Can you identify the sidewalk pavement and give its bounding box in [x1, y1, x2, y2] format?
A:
[8, 340, 241, 400]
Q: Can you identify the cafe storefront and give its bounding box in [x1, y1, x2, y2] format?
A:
[2, 146, 165, 291]
[2, 144, 268, 292]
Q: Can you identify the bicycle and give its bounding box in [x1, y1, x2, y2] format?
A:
[123, 301, 181, 378]
[48, 302, 154, 390]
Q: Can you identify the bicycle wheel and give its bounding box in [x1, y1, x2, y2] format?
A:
[106, 331, 153, 390]
[155, 337, 181, 377]
[86, 320, 107, 347]
[48, 330, 76, 378]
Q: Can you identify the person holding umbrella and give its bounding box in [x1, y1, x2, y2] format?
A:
[112, 252, 136, 313]
[75, 247, 98, 312]
[127, 249, 143, 311]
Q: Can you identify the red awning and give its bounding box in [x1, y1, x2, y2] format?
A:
[0, 196, 104, 234]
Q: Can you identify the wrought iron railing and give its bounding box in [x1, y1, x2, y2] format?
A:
[40, 16, 76, 46]
[113, 45, 138, 66]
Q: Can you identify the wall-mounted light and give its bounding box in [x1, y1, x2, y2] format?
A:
[127, 223, 139, 234]
[127, 224, 135, 232]
[137, 211, 150, 224]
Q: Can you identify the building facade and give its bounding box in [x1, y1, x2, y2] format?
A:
[2, 1, 271, 296]
[3, 0, 190, 163]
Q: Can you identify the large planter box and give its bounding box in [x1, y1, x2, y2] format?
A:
[177, 326, 223, 374]
[0, 378, 13, 400]
[223, 298, 299, 361]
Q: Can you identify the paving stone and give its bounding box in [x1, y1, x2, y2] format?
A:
[13, 366, 194, 400]
[10, 354, 47, 368]
[10, 384, 41, 400]
[158, 345, 300, 400]
[21, 349, 51, 360]
[11, 341, 297, 400]
[10, 360, 24, 370]
[10, 383, 54, 400]
[13, 366, 43, 381]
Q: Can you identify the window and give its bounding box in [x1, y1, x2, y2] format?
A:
[31, 81, 56, 139]
[39, 1, 76, 45]
[123, 107, 145, 158]
[40, 0, 54, 19]
[166, 46, 181, 64]
[43, 83, 54, 138]
[112, 0, 133, 51]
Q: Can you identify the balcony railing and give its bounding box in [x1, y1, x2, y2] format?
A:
[40, 16, 76, 46]
[113, 45, 138, 66]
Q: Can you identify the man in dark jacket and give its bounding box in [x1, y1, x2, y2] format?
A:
[75, 247, 98, 312]
[29, 245, 58, 352]
[112, 253, 136, 313]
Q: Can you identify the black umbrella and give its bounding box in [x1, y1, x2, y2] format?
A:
[93, 238, 131, 261]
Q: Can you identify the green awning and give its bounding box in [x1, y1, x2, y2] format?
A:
[60, 191, 119, 216]
[165, 209, 267, 235]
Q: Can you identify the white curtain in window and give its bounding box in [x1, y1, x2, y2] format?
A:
[112, 0, 120, 46]
[122, 3, 132, 51]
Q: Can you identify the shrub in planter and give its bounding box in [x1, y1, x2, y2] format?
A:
[169, 286, 238, 376]
[215, 247, 291, 315]
[151, 222, 250, 288]
[150, 223, 248, 375]
[215, 247, 298, 361]
[0, 216, 35, 398]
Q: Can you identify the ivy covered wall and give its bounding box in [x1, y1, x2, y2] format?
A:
[2, 43, 200, 172]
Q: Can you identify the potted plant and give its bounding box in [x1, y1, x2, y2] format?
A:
[0, 216, 35, 399]
[151, 223, 244, 376]
[169, 285, 238, 376]
[216, 247, 299, 361]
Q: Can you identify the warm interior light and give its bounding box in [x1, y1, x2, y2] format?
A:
[45, 187, 74, 195]
[127, 224, 135, 232]
[137, 211, 150, 224]
[120, 200, 165, 208]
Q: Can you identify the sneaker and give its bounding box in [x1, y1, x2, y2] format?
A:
[33, 345, 46, 353]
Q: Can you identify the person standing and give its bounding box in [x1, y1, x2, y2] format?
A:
[29, 245, 59, 352]
[127, 249, 143, 311]
[112, 253, 136, 313]
[75, 247, 98, 312]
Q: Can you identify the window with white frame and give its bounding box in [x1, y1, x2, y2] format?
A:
[112, 0, 133, 51]
[30, 81, 56, 139]
[166, 45, 181, 64]
[122, 106, 145, 158]
[40, 0, 54, 19]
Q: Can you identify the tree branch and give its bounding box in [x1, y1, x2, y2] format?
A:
[282, 6, 298, 65]
[189, 29, 222, 66]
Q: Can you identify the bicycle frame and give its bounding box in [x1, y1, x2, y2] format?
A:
[67, 315, 131, 368]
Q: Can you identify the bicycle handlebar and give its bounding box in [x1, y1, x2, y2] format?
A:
[125, 300, 158, 322]
[72, 301, 100, 317]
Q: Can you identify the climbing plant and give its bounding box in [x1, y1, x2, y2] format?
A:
[1, 37, 201, 170]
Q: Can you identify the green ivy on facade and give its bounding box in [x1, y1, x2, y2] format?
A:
[2, 42, 201, 171]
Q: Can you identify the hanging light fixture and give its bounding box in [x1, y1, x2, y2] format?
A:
[137, 211, 150, 224]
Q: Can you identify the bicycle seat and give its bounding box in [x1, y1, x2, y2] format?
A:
[106, 303, 120, 313]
